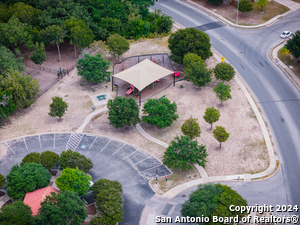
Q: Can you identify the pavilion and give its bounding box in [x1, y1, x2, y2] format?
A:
[23, 186, 59, 215]
[112, 59, 175, 105]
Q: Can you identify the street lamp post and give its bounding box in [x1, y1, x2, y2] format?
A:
[236, 0, 240, 24]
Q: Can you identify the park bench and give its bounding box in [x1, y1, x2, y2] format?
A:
[97, 95, 106, 101]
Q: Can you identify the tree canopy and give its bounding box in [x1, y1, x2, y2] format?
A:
[163, 136, 207, 170]
[0, 90, 16, 123]
[142, 97, 179, 128]
[107, 34, 130, 59]
[0, 69, 40, 109]
[34, 191, 87, 225]
[184, 61, 212, 87]
[0, 45, 25, 74]
[40, 151, 59, 170]
[55, 167, 91, 196]
[91, 179, 123, 225]
[6, 163, 52, 200]
[286, 30, 300, 59]
[213, 126, 230, 149]
[107, 96, 140, 129]
[181, 183, 247, 225]
[49, 96, 68, 119]
[59, 149, 93, 173]
[213, 82, 232, 106]
[238, 0, 253, 15]
[64, 17, 94, 58]
[0, 201, 33, 225]
[183, 53, 203, 67]
[255, 0, 268, 12]
[181, 117, 201, 139]
[214, 62, 235, 82]
[203, 107, 220, 130]
[168, 28, 212, 64]
[77, 54, 111, 83]
[0, 173, 5, 188]
[21, 152, 41, 166]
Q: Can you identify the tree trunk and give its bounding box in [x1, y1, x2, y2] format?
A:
[219, 142, 222, 149]
[74, 43, 77, 58]
[56, 42, 61, 63]
[220, 101, 223, 106]
[210, 123, 213, 130]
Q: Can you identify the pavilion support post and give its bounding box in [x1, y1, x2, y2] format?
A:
[139, 92, 141, 106]
[112, 76, 114, 91]
[162, 54, 164, 64]
[138, 56, 140, 63]
[173, 74, 175, 86]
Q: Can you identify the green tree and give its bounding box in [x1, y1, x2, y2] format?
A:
[184, 61, 212, 87]
[211, 185, 248, 224]
[107, 34, 130, 60]
[0, 173, 5, 188]
[286, 30, 300, 59]
[21, 152, 41, 166]
[181, 184, 223, 220]
[208, 0, 222, 4]
[41, 25, 65, 62]
[214, 62, 235, 82]
[181, 183, 247, 224]
[0, 90, 16, 122]
[59, 149, 93, 173]
[30, 42, 46, 65]
[55, 167, 91, 196]
[0, 16, 34, 54]
[203, 107, 220, 130]
[183, 53, 203, 67]
[41, 151, 59, 171]
[91, 179, 123, 225]
[168, 28, 212, 64]
[107, 96, 140, 129]
[213, 82, 232, 106]
[0, 45, 25, 73]
[163, 136, 207, 170]
[48, 96, 68, 120]
[64, 17, 94, 58]
[181, 117, 201, 139]
[6, 163, 51, 200]
[0, 201, 33, 225]
[8, 2, 42, 27]
[0, 70, 40, 109]
[142, 98, 179, 128]
[34, 191, 87, 225]
[213, 126, 230, 149]
[77, 53, 111, 83]
[255, 0, 268, 12]
[238, 0, 253, 16]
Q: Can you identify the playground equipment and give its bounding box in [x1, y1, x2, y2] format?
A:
[173, 71, 180, 77]
[126, 85, 134, 95]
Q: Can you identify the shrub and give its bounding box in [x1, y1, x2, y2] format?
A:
[181, 117, 201, 139]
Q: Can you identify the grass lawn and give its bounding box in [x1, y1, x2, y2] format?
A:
[253, 1, 289, 22]
[278, 46, 300, 80]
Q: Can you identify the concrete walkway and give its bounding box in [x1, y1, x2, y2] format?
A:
[183, 0, 300, 29]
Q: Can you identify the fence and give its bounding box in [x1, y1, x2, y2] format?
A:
[112, 53, 184, 103]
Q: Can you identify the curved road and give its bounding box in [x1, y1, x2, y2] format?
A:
[152, 0, 300, 209]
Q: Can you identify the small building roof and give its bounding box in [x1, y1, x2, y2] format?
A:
[23, 186, 59, 215]
[113, 59, 174, 91]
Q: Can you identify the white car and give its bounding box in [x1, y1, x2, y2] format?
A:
[280, 31, 292, 39]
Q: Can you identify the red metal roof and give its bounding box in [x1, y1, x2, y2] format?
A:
[23, 186, 58, 215]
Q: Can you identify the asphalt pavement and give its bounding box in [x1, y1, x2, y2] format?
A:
[152, 0, 300, 213]
[0, 133, 172, 225]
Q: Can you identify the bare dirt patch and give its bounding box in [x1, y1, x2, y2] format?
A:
[0, 33, 268, 185]
[190, 0, 289, 25]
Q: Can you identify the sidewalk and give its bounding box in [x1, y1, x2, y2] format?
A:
[182, 0, 300, 28]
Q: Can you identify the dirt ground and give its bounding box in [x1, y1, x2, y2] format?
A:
[1, 35, 268, 189]
[191, 0, 289, 25]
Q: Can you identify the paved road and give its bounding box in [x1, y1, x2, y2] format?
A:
[0, 133, 172, 225]
[152, 0, 300, 209]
